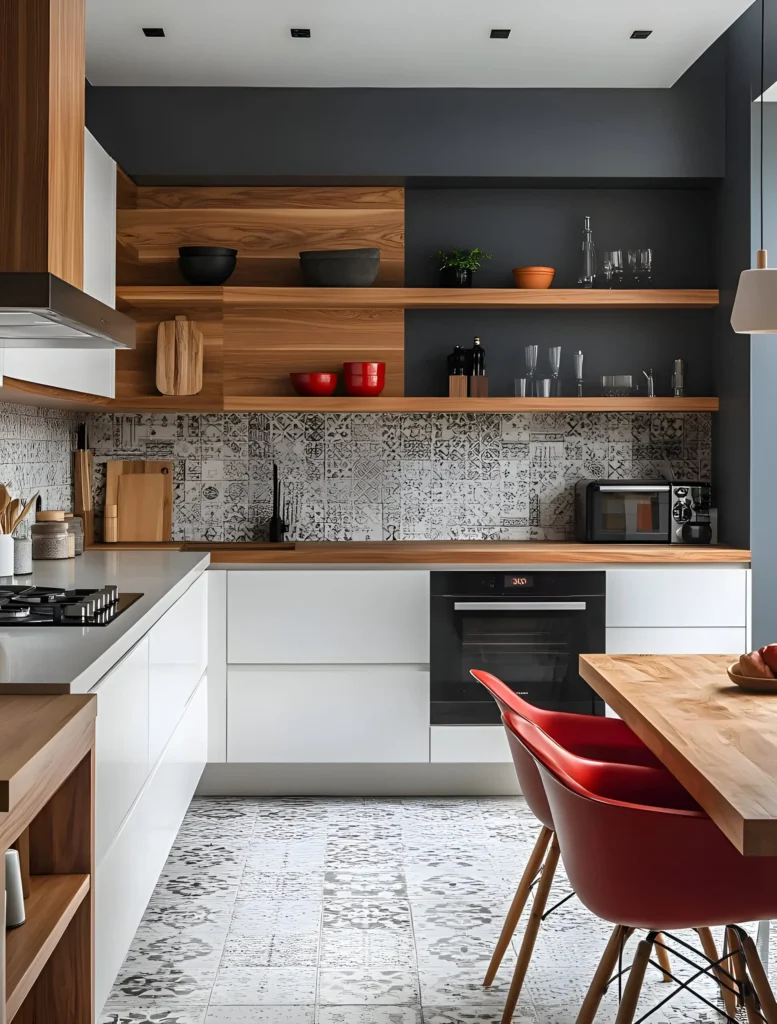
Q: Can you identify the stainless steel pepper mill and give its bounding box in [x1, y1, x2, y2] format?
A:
[672, 359, 685, 397]
[573, 351, 584, 397]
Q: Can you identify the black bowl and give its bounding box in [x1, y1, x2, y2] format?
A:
[178, 246, 237, 286]
[299, 247, 380, 287]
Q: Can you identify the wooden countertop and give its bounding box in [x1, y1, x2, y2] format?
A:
[87, 541, 752, 564]
[579, 654, 777, 856]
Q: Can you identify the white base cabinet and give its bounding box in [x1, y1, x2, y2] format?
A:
[228, 665, 429, 763]
[430, 725, 511, 764]
[95, 675, 207, 1012]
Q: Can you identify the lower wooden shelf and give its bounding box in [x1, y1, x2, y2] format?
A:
[6, 873, 90, 1021]
[223, 396, 720, 413]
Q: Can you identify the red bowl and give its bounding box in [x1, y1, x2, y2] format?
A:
[290, 372, 338, 397]
[343, 362, 386, 397]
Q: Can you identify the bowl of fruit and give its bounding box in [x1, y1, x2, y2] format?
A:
[728, 647, 777, 691]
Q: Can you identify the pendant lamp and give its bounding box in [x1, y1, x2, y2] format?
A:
[731, 0, 777, 333]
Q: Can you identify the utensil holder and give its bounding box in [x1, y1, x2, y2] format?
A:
[448, 376, 468, 398]
[0, 535, 14, 577]
[13, 537, 32, 576]
[468, 376, 488, 398]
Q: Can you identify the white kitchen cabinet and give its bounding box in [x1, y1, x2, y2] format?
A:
[605, 627, 747, 655]
[227, 665, 430, 762]
[430, 725, 512, 764]
[207, 568, 227, 762]
[94, 636, 149, 865]
[227, 570, 430, 664]
[95, 674, 207, 1013]
[2, 129, 116, 398]
[605, 569, 748, 628]
[148, 574, 208, 766]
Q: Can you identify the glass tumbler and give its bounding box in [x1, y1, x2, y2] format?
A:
[602, 251, 623, 288]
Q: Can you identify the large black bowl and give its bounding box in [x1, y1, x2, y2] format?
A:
[178, 246, 237, 286]
[299, 247, 380, 287]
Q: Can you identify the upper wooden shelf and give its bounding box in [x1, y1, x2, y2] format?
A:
[223, 396, 720, 413]
[116, 286, 720, 310]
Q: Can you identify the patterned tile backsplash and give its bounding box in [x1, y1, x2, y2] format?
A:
[86, 411, 712, 543]
[0, 403, 78, 525]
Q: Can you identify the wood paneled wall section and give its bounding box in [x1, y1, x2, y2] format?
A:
[117, 186, 404, 287]
[0, 0, 85, 287]
[223, 307, 404, 400]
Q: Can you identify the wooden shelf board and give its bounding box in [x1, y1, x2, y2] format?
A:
[223, 396, 720, 413]
[116, 286, 720, 310]
[6, 873, 90, 1021]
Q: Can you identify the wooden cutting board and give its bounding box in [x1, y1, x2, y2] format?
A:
[117, 474, 168, 542]
[156, 315, 204, 396]
[105, 460, 173, 542]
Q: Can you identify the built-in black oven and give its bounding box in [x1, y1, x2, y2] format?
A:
[430, 571, 606, 724]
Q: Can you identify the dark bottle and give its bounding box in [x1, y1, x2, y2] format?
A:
[579, 215, 597, 289]
[447, 345, 467, 375]
[470, 337, 486, 375]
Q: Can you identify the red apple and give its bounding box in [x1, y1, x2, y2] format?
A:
[759, 645, 777, 673]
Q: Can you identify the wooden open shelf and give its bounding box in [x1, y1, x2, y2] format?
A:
[117, 285, 720, 311]
[223, 396, 720, 413]
[6, 874, 90, 1021]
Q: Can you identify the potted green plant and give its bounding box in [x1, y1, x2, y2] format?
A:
[436, 248, 492, 288]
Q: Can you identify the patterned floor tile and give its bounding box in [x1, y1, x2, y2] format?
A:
[320, 928, 418, 968]
[318, 1009, 422, 1024]
[125, 932, 225, 973]
[323, 900, 413, 932]
[422, 1010, 534, 1024]
[108, 967, 215, 1005]
[246, 842, 327, 872]
[210, 967, 318, 1005]
[229, 900, 322, 937]
[206, 1010, 314, 1024]
[417, 970, 534, 1011]
[237, 870, 324, 900]
[318, 970, 421, 1006]
[219, 933, 320, 968]
[101, 1009, 207, 1024]
[324, 870, 407, 899]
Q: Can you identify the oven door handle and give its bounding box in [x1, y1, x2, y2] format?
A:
[453, 601, 587, 612]
[597, 485, 670, 493]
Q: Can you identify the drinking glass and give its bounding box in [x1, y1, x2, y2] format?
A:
[601, 250, 623, 288]
[536, 378, 552, 398]
[627, 248, 653, 285]
[515, 378, 528, 397]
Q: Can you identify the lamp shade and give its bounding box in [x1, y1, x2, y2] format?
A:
[731, 251, 777, 334]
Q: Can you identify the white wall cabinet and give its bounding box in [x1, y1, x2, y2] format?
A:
[94, 636, 149, 865]
[148, 574, 208, 765]
[227, 665, 429, 763]
[2, 129, 116, 398]
[227, 570, 429, 664]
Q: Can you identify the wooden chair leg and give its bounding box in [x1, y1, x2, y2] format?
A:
[500, 833, 561, 1024]
[577, 924, 633, 1024]
[614, 937, 654, 1024]
[743, 934, 777, 1024]
[696, 926, 737, 1020]
[484, 825, 553, 987]
[654, 933, 672, 982]
[727, 926, 762, 1024]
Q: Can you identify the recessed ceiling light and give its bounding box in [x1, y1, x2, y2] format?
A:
[142, 27, 165, 37]
[490, 29, 511, 39]
[290, 28, 311, 38]
[630, 30, 652, 39]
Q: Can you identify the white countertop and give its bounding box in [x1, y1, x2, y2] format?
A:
[0, 551, 209, 695]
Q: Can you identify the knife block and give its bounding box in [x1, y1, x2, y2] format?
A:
[468, 376, 489, 397]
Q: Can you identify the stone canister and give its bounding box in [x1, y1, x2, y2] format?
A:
[13, 537, 32, 575]
[32, 511, 70, 560]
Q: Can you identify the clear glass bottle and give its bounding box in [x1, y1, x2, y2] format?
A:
[579, 215, 597, 288]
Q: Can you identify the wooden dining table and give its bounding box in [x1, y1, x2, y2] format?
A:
[579, 653, 777, 858]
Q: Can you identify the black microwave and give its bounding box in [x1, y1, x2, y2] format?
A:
[575, 480, 715, 545]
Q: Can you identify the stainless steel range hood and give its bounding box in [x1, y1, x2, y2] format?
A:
[0, 274, 136, 349]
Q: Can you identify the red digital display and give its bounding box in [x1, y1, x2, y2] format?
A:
[504, 575, 534, 588]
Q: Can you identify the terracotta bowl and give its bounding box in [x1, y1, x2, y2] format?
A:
[343, 361, 386, 397]
[289, 372, 338, 397]
[512, 266, 555, 289]
[726, 661, 777, 692]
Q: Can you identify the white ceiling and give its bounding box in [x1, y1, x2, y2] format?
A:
[85, 0, 753, 89]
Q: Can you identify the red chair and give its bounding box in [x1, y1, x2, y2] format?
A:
[470, 668, 680, 1008]
[505, 710, 777, 1024]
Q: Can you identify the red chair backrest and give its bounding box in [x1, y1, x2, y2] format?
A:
[502, 712, 777, 931]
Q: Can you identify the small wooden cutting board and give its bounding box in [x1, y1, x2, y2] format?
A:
[156, 315, 204, 396]
[117, 474, 168, 542]
[106, 460, 173, 542]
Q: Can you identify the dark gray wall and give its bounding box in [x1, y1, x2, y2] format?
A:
[86, 85, 724, 183]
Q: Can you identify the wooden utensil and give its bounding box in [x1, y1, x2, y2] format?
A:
[156, 315, 204, 396]
[10, 493, 38, 535]
[0, 485, 11, 534]
[117, 474, 168, 542]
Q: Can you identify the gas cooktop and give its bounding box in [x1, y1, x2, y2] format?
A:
[0, 586, 143, 626]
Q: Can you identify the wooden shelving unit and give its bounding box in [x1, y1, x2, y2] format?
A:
[6, 875, 90, 1021]
[223, 396, 720, 413]
[117, 285, 720, 311]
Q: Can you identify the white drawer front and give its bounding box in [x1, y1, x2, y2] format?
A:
[430, 725, 512, 764]
[606, 569, 748, 628]
[94, 637, 149, 865]
[227, 570, 430, 664]
[227, 665, 430, 762]
[149, 574, 208, 766]
[606, 627, 747, 656]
